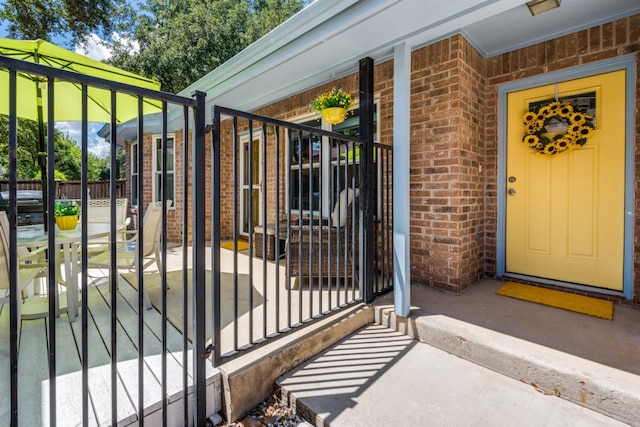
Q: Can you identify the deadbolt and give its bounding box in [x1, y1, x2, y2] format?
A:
[508, 176, 516, 183]
[508, 188, 516, 195]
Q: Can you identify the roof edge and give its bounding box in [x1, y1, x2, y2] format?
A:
[179, 0, 359, 98]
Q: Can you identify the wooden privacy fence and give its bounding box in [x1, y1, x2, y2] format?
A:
[0, 179, 125, 199]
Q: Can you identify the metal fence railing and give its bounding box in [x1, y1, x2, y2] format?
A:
[209, 106, 393, 365]
[2, 53, 393, 427]
[1, 54, 209, 426]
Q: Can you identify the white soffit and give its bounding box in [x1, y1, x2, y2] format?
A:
[464, 0, 640, 56]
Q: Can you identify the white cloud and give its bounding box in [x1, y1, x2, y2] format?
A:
[76, 34, 112, 61]
[56, 121, 111, 158]
[112, 33, 140, 54]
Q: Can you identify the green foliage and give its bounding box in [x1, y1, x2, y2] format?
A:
[0, 115, 42, 178]
[0, 0, 135, 47]
[247, 0, 307, 41]
[34, 168, 68, 180]
[310, 88, 354, 112]
[107, 0, 304, 93]
[0, 115, 116, 180]
[54, 197, 80, 216]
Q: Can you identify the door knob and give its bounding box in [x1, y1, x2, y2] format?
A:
[508, 188, 516, 195]
[508, 176, 516, 183]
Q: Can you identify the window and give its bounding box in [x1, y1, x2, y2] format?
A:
[289, 119, 323, 214]
[152, 134, 175, 206]
[289, 103, 378, 217]
[130, 142, 138, 207]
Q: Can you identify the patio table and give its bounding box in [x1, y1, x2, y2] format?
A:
[17, 222, 123, 321]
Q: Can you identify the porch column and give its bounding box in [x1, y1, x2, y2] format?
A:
[393, 42, 411, 317]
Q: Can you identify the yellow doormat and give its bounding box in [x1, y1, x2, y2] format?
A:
[496, 282, 613, 320]
[220, 240, 249, 251]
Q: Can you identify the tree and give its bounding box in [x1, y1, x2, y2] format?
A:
[107, 0, 304, 93]
[247, 0, 305, 41]
[0, 0, 135, 47]
[0, 115, 107, 180]
[0, 115, 42, 178]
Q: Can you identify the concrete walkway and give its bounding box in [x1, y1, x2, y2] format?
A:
[277, 279, 640, 426]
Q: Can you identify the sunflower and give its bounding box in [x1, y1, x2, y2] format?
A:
[523, 112, 537, 122]
[525, 122, 539, 134]
[547, 101, 561, 115]
[558, 104, 574, 117]
[575, 126, 592, 139]
[542, 143, 558, 155]
[555, 138, 571, 150]
[568, 123, 582, 134]
[569, 112, 586, 125]
[539, 106, 552, 118]
[524, 135, 539, 147]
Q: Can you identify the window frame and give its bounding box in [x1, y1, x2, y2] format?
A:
[130, 141, 138, 208]
[287, 99, 380, 218]
[151, 133, 176, 209]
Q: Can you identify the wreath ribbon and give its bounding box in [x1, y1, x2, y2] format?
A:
[522, 100, 594, 155]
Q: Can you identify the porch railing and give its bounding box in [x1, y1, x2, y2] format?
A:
[2, 52, 393, 427]
[209, 106, 393, 365]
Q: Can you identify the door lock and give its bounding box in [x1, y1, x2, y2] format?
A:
[508, 188, 516, 195]
[508, 176, 516, 183]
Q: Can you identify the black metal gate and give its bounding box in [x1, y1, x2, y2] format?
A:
[1, 54, 210, 426]
[208, 105, 393, 366]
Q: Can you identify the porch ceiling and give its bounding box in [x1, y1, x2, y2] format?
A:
[181, 0, 639, 122]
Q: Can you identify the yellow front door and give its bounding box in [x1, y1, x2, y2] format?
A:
[505, 70, 626, 291]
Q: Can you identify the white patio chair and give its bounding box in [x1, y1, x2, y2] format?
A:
[85, 198, 130, 255]
[0, 211, 48, 271]
[0, 212, 46, 347]
[86, 200, 172, 310]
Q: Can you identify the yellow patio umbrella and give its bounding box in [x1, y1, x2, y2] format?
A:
[0, 38, 161, 223]
[0, 38, 161, 122]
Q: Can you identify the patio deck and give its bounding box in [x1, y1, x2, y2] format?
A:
[0, 262, 225, 426]
[0, 245, 365, 426]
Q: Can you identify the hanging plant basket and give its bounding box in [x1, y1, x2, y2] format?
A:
[56, 215, 79, 230]
[321, 107, 348, 125]
[310, 88, 353, 125]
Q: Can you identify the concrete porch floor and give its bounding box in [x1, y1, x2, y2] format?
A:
[277, 278, 640, 426]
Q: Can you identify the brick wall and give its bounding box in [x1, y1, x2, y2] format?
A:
[408, 35, 486, 293]
[125, 129, 203, 243]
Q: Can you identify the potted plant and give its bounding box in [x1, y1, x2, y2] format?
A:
[54, 198, 80, 230]
[310, 88, 353, 124]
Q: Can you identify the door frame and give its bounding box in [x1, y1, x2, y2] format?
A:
[496, 54, 636, 299]
[239, 130, 263, 237]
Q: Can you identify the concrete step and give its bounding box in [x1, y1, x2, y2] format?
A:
[375, 305, 640, 426]
[278, 323, 631, 426]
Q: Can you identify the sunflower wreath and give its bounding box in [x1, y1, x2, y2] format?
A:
[522, 100, 595, 155]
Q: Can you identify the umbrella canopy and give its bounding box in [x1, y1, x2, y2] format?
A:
[0, 38, 161, 123]
[0, 38, 161, 229]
